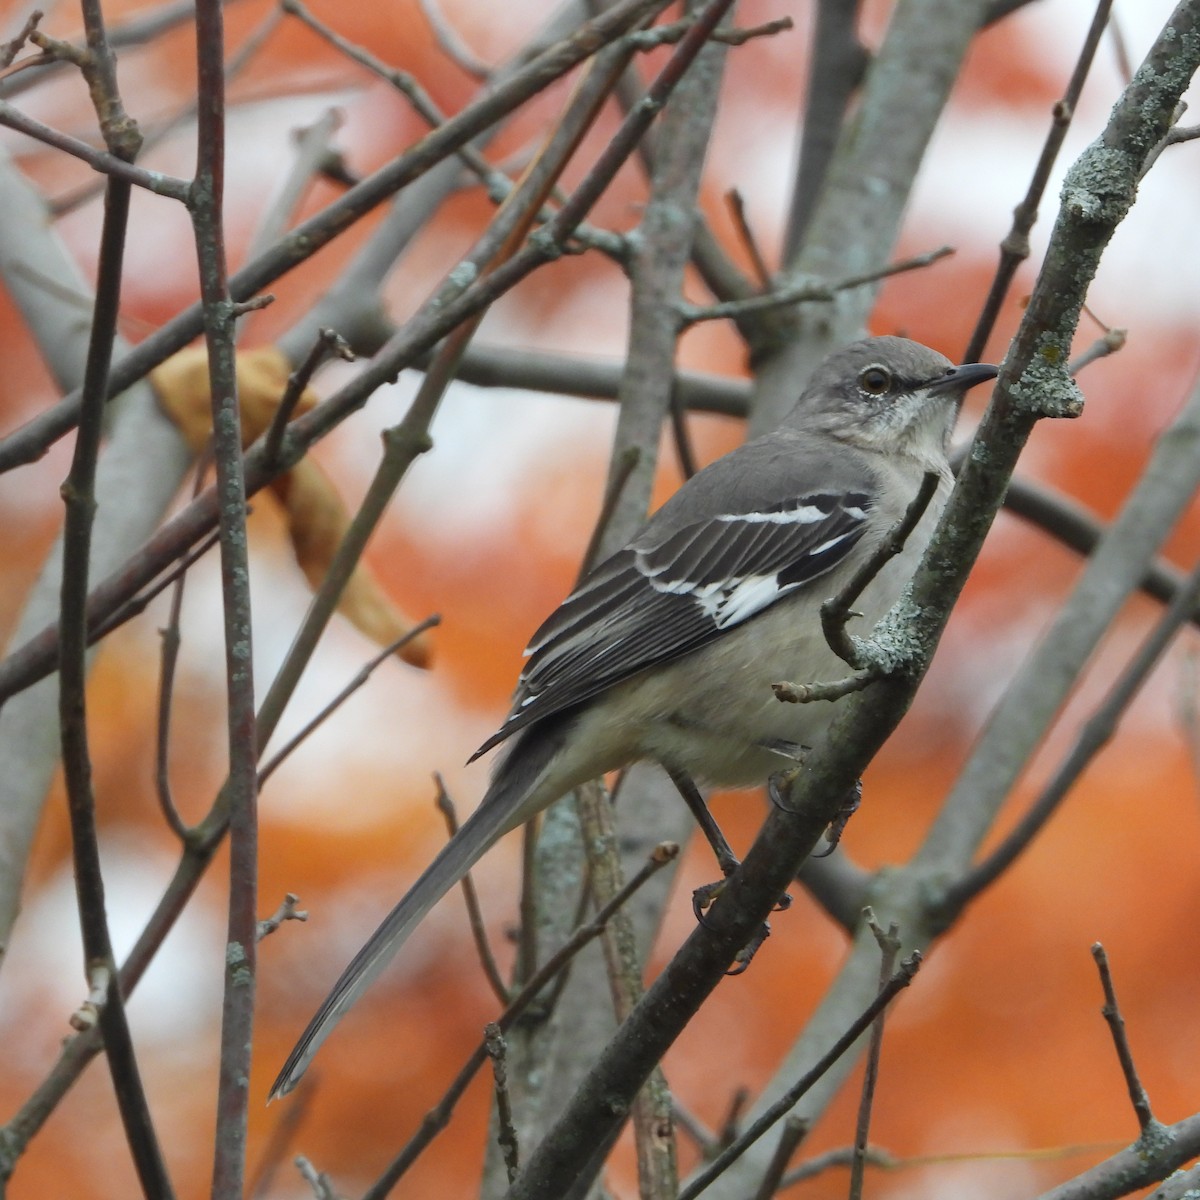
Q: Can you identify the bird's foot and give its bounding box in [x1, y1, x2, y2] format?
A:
[768, 772, 863, 857]
[692, 873, 733, 925]
[692, 877, 775, 976]
[691, 866, 792, 982]
[727, 920, 772, 975]
[812, 780, 862, 858]
[766, 767, 805, 813]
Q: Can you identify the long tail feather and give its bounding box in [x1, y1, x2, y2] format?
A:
[269, 721, 568, 1100]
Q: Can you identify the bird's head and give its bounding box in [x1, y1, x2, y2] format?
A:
[796, 335, 998, 460]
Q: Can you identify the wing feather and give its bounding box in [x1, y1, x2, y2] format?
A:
[470, 488, 873, 760]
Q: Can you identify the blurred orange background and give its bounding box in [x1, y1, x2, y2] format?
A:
[1, 1, 1199, 1197]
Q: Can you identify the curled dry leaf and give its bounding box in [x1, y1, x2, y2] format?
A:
[151, 345, 433, 669]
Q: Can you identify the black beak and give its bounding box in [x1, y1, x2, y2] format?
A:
[928, 362, 1000, 393]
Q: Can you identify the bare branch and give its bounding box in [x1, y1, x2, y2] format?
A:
[679, 246, 954, 326]
[675, 953, 921, 1200]
[964, 0, 1114, 361]
[0, 10, 43, 69]
[416, 0, 492, 80]
[485, 1024, 520, 1183]
[848, 915, 901, 1200]
[782, 0, 868, 264]
[51, 0, 171, 1188]
[257, 894, 309, 942]
[750, 1115, 807, 1200]
[1092, 945, 1157, 1132]
[261, 327, 355, 467]
[154, 460, 210, 842]
[189, 2, 261, 1190]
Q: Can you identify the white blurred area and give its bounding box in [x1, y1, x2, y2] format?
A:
[0, 832, 225, 1065]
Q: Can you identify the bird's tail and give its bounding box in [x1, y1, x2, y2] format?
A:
[269, 723, 564, 1101]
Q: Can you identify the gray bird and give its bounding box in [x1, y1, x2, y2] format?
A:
[270, 334, 997, 1099]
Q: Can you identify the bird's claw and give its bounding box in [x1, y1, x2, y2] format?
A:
[692, 877, 727, 926]
[767, 767, 804, 813]
[812, 780, 863, 857]
[726, 921, 771, 975]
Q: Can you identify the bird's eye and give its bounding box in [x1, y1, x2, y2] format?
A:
[858, 366, 892, 395]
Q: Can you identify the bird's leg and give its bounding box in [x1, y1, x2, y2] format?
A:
[665, 764, 740, 878]
[665, 767, 791, 950]
[664, 765, 744, 923]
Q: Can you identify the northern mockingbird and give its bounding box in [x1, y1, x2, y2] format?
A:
[270, 335, 997, 1099]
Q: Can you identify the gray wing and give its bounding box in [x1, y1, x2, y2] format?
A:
[470, 486, 873, 760]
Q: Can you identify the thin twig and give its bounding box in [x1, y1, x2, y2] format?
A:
[1107, 5, 1135, 83]
[294, 1155, 338, 1200]
[848, 914, 900, 1200]
[679, 246, 954, 325]
[0, 98, 189, 198]
[485, 1024, 520, 1182]
[678, 955, 921, 1200]
[154, 456, 210, 842]
[1091, 944, 1157, 1133]
[1068, 326, 1127, 375]
[821, 471, 941, 669]
[773, 671, 877, 705]
[53, 1, 172, 1191]
[90, 529, 222, 642]
[725, 187, 772, 289]
[257, 619, 441, 785]
[191, 0, 260, 1191]
[282, 0, 499, 194]
[750, 1115, 807, 1200]
[0, 9, 42, 68]
[242, 101, 341, 268]
[416, 0, 492, 80]
[671, 1099, 717, 1155]
[1138, 105, 1193, 178]
[944, 554, 1200, 913]
[257, 893, 309, 942]
[963, 0, 1113, 362]
[66, 962, 109, 1033]
[667, 385, 700, 480]
[261, 327, 354, 467]
[780, 1145, 894, 1188]
[1166, 122, 1200, 146]
[628, 13, 793, 49]
[716, 1087, 752, 1150]
[434, 775, 510, 1006]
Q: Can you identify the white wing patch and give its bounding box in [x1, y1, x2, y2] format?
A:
[645, 527, 860, 630]
[714, 504, 830, 526]
[706, 574, 783, 628]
